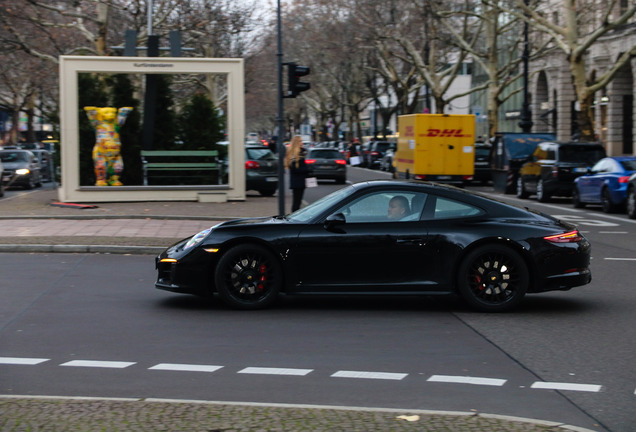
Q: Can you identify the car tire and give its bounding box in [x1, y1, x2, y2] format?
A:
[536, 179, 550, 202]
[516, 178, 529, 199]
[627, 188, 636, 219]
[572, 187, 585, 208]
[457, 244, 529, 312]
[601, 188, 616, 213]
[336, 176, 346, 184]
[258, 189, 276, 197]
[214, 244, 282, 310]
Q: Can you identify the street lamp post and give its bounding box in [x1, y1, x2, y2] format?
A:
[276, 0, 286, 216]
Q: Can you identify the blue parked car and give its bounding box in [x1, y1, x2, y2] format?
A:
[572, 156, 636, 213]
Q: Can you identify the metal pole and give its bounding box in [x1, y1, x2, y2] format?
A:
[519, 0, 533, 133]
[147, 0, 153, 36]
[276, 0, 286, 216]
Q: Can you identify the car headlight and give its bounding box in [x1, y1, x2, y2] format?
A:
[183, 228, 212, 250]
[15, 168, 30, 175]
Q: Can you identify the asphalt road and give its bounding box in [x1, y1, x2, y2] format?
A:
[1, 167, 635, 431]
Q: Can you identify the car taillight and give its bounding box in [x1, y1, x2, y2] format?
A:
[544, 230, 582, 243]
[245, 160, 260, 169]
[619, 176, 630, 183]
[552, 166, 559, 178]
[305, 159, 316, 164]
[463, 175, 473, 181]
[371, 151, 379, 156]
[335, 160, 346, 165]
[414, 175, 427, 180]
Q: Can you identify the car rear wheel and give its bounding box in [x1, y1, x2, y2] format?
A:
[572, 187, 585, 208]
[457, 245, 528, 312]
[258, 189, 276, 197]
[601, 188, 617, 213]
[627, 188, 636, 219]
[214, 244, 282, 310]
[516, 178, 529, 199]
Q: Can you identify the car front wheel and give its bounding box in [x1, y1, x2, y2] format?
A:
[536, 179, 550, 202]
[214, 244, 282, 310]
[457, 245, 529, 312]
[516, 178, 529, 199]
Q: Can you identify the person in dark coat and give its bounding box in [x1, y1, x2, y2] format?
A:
[285, 135, 311, 212]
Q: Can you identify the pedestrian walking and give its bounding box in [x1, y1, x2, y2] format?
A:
[285, 135, 310, 212]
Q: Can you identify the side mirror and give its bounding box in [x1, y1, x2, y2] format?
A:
[324, 212, 346, 231]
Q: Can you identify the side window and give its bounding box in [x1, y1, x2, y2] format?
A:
[334, 191, 428, 223]
[432, 197, 483, 220]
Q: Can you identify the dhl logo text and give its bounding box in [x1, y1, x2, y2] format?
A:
[420, 129, 472, 137]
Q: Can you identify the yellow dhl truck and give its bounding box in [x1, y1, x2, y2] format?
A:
[394, 114, 476, 184]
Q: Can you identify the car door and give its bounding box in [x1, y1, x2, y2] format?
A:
[289, 190, 437, 293]
[580, 159, 610, 202]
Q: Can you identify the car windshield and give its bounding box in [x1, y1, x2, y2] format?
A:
[0, 152, 28, 162]
[475, 147, 491, 157]
[558, 145, 605, 164]
[287, 186, 354, 222]
[620, 160, 636, 171]
[308, 150, 342, 159]
[246, 148, 276, 161]
[374, 142, 392, 152]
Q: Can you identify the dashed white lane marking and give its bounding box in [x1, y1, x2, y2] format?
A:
[427, 375, 507, 387]
[0, 357, 49, 365]
[599, 231, 629, 234]
[60, 360, 136, 369]
[238, 367, 313, 376]
[332, 371, 407, 380]
[531, 382, 602, 392]
[149, 363, 223, 373]
[604, 257, 636, 261]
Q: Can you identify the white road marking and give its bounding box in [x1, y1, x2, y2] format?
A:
[604, 258, 636, 261]
[331, 370, 407, 380]
[60, 360, 136, 369]
[427, 375, 507, 386]
[0, 357, 49, 365]
[598, 231, 629, 234]
[238, 367, 313, 376]
[149, 363, 223, 373]
[531, 382, 602, 392]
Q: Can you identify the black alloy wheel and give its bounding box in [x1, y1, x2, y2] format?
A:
[601, 188, 616, 213]
[572, 187, 585, 208]
[627, 188, 636, 219]
[214, 244, 282, 310]
[457, 245, 529, 312]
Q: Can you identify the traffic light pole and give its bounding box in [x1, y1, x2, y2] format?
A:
[276, 0, 286, 216]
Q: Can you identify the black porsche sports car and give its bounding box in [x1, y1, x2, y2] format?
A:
[155, 180, 592, 312]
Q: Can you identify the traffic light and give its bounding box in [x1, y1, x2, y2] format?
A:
[285, 62, 310, 98]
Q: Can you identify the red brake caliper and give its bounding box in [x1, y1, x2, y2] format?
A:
[258, 264, 267, 290]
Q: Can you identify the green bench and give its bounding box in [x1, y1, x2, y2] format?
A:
[141, 150, 218, 185]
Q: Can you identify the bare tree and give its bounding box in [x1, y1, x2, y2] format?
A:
[513, 0, 636, 141]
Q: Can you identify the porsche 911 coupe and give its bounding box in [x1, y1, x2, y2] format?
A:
[155, 180, 592, 312]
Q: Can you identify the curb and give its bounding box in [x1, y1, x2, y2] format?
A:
[0, 244, 163, 255]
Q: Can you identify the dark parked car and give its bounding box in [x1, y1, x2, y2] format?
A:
[305, 148, 347, 184]
[517, 141, 606, 202]
[30, 149, 54, 182]
[0, 149, 42, 189]
[245, 145, 278, 196]
[155, 180, 592, 313]
[472, 143, 492, 184]
[364, 141, 395, 169]
[573, 156, 636, 213]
